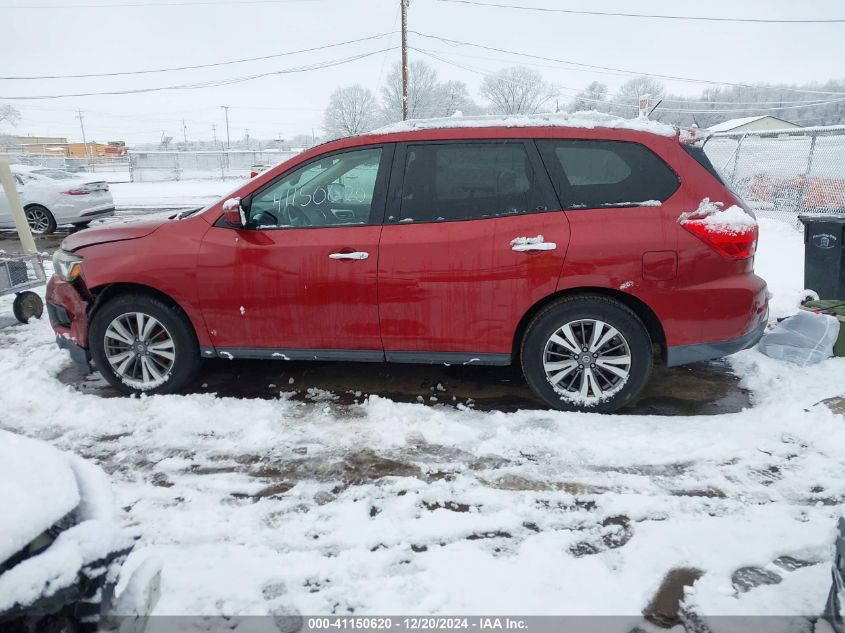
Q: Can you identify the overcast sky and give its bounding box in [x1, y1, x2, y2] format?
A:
[2, 0, 844, 145]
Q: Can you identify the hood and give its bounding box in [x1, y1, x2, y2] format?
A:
[0, 430, 80, 565]
[61, 220, 164, 252]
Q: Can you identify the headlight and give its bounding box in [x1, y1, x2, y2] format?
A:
[52, 250, 83, 282]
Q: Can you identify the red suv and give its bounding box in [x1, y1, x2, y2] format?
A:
[46, 116, 768, 413]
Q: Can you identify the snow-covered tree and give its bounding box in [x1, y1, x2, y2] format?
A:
[323, 85, 378, 138]
[612, 76, 666, 117]
[568, 82, 609, 113]
[431, 81, 481, 118]
[381, 61, 441, 122]
[0, 104, 21, 128]
[479, 66, 556, 115]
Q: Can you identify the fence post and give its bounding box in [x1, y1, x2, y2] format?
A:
[730, 134, 745, 184]
[804, 132, 817, 180]
[174, 152, 181, 182]
[128, 152, 135, 183]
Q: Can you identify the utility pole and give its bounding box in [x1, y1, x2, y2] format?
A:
[211, 124, 217, 147]
[401, 0, 409, 120]
[182, 119, 188, 147]
[220, 106, 231, 149]
[244, 128, 250, 149]
[76, 109, 92, 170]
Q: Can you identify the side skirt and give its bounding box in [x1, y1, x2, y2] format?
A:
[204, 348, 512, 366]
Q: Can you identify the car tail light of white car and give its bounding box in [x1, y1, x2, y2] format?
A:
[62, 182, 110, 196]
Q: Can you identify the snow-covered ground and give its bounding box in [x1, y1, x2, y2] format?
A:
[0, 219, 842, 626]
[109, 180, 238, 210]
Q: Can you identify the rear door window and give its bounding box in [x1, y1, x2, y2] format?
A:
[537, 139, 679, 209]
[396, 142, 548, 223]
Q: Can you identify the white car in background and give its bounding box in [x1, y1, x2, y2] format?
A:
[0, 166, 115, 235]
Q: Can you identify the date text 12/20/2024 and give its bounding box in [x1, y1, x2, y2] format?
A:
[307, 618, 529, 630]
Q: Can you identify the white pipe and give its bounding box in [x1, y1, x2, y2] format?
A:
[0, 160, 38, 255]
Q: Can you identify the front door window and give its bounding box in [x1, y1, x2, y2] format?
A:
[248, 147, 382, 228]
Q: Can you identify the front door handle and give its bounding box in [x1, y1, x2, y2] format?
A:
[511, 237, 557, 252]
[329, 251, 369, 260]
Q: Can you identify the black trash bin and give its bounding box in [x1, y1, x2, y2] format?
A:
[799, 214, 845, 300]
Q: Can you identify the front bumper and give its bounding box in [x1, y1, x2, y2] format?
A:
[46, 275, 91, 366]
[56, 335, 91, 370]
[666, 309, 768, 367]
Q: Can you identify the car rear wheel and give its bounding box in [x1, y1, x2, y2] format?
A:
[521, 296, 653, 413]
[89, 294, 200, 395]
[25, 205, 57, 235]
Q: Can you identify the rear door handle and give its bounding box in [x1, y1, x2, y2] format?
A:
[329, 251, 369, 260]
[511, 240, 557, 252]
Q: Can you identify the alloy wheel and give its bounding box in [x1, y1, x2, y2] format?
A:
[103, 312, 176, 389]
[542, 319, 632, 404]
[26, 208, 50, 234]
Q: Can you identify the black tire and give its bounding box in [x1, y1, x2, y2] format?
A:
[12, 291, 44, 323]
[89, 293, 200, 396]
[25, 204, 57, 235]
[520, 295, 653, 413]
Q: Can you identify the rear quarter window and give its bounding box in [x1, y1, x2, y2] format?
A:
[537, 139, 680, 209]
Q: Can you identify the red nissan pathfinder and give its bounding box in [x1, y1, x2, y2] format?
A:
[46, 114, 768, 413]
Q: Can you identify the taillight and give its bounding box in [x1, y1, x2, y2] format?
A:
[679, 200, 758, 259]
[683, 222, 759, 259]
[62, 187, 91, 195]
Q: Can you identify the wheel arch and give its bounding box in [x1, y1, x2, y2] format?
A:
[87, 282, 205, 345]
[512, 287, 666, 363]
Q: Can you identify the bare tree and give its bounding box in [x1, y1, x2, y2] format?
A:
[0, 104, 21, 128]
[381, 60, 443, 122]
[567, 82, 609, 113]
[431, 81, 482, 117]
[323, 85, 378, 138]
[612, 76, 665, 117]
[480, 66, 556, 115]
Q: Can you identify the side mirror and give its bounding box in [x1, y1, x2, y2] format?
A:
[222, 197, 246, 228]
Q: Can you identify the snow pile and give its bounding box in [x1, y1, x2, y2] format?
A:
[509, 235, 545, 246]
[373, 111, 678, 137]
[679, 198, 757, 235]
[0, 430, 134, 612]
[0, 430, 80, 565]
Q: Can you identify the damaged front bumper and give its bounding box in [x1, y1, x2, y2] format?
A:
[56, 334, 92, 370]
[46, 275, 92, 371]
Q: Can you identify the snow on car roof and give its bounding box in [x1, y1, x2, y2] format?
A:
[372, 110, 679, 137]
[0, 430, 80, 565]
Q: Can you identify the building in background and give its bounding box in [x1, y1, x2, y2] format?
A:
[0, 136, 126, 159]
[709, 116, 801, 134]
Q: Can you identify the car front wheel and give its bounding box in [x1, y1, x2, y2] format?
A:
[89, 294, 200, 395]
[521, 296, 653, 413]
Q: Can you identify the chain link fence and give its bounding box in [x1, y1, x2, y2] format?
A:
[0, 153, 130, 181]
[704, 125, 845, 225]
[128, 150, 299, 182]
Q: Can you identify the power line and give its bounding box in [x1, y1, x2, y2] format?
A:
[433, 0, 845, 24]
[1, 32, 396, 79]
[0, 47, 398, 100]
[410, 31, 845, 96]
